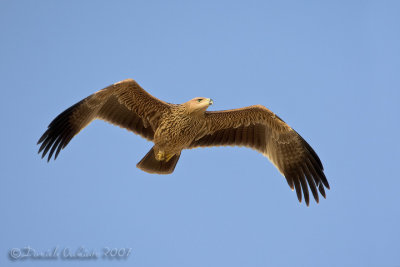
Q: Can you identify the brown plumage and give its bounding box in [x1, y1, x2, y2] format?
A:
[38, 79, 329, 205]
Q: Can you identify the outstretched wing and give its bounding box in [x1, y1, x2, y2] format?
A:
[190, 105, 329, 206]
[38, 79, 171, 161]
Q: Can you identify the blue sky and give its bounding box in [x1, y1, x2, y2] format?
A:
[1, 1, 399, 266]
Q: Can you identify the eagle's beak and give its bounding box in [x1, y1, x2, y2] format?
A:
[208, 99, 213, 105]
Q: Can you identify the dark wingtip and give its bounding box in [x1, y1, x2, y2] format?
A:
[318, 184, 327, 198]
[37, 100, 84, 161]
[314, 195, 320, 204]
[283, 135, 329, 205]
[294, 180, 302, 203]
[324, 178, 330, 190]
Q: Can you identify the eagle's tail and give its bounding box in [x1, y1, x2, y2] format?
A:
[136, 147, 180, 174]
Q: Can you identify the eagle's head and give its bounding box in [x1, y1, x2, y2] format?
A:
[185, 97, 213, 114]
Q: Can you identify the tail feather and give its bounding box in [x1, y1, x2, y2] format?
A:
[136, 147, 180, 174]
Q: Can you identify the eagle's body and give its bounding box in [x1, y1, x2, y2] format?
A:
[38, 79, 330, 206]
[154, 105, 203, 156]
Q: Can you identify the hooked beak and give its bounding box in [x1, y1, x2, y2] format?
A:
[208, 98, 213, 105]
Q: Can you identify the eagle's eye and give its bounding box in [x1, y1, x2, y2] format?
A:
[197, 99, 203, 102]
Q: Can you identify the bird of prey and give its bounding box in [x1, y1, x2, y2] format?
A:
[38, 79, 329, 205]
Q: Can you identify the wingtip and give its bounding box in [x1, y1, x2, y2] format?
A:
[318, 184, 326, 199]
[325, 183, 331, 190]
[37, 136, 45, 145]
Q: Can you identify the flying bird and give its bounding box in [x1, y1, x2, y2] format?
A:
[38, 79, 329, 205]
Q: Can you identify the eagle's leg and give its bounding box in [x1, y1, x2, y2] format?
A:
[156, 151, 175, 162]
[156, 151, 165, 161]
[165, 153, 175, 162]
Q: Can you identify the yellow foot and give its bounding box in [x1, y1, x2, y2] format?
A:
[156, 151, 165, 161]
[165, 154, 174, 162]
[156, 151, 174, 162]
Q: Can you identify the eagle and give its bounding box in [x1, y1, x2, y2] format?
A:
[38, 79, 329, 205]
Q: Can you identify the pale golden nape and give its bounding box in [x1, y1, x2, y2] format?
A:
[38, 79, 329, 206]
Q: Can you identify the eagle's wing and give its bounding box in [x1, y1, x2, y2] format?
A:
[38, 79, 171, 161]
[190, 105, 329, 206]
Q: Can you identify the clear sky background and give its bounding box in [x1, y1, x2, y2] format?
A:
[1, 1, 399, 266]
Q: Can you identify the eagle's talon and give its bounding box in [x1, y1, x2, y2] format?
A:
[165, 154, 174, 162]
[156, 151, 165, 161]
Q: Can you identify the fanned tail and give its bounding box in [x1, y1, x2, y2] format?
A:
[136, 147, 180, 174]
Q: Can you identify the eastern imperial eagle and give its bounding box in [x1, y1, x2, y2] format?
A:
[38, 79, 330, 205]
